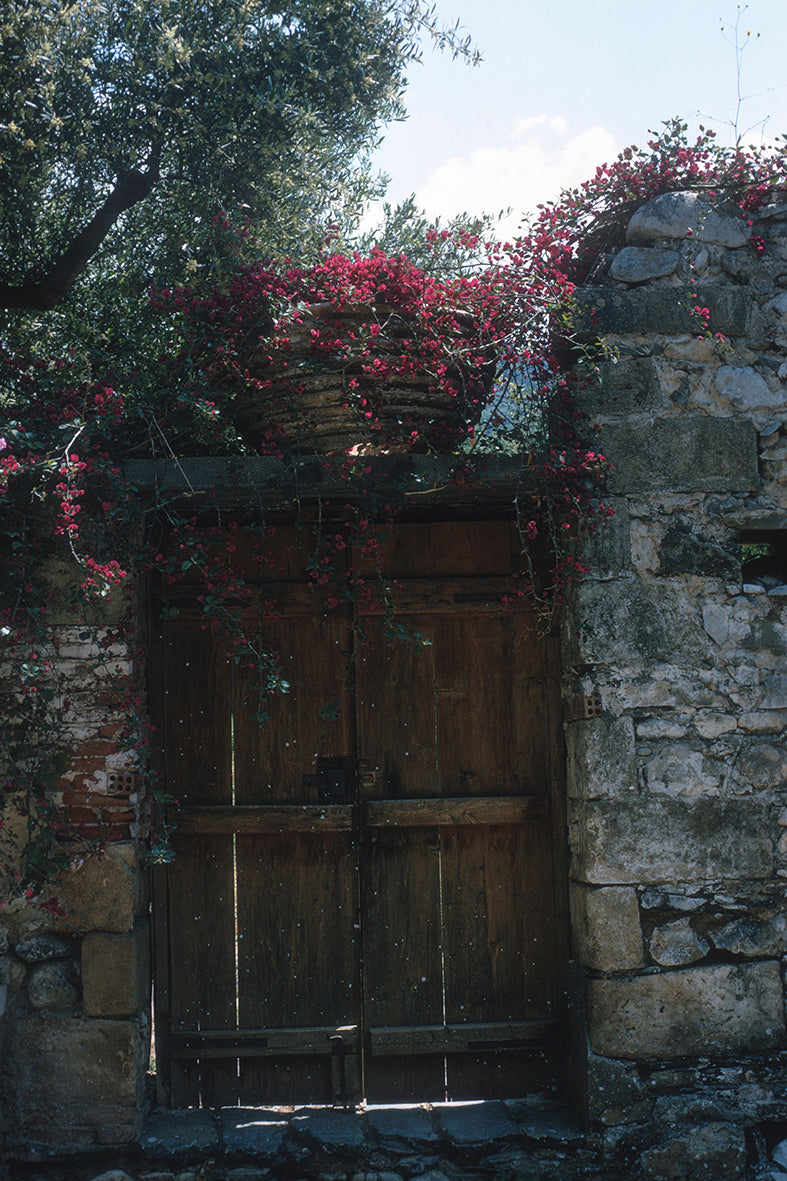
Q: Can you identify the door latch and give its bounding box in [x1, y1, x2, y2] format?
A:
[302, 756, 357, 802]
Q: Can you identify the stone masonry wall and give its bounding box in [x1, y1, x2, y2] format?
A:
[0, 566, 150, 1156]
[566, 191, 787, 1176]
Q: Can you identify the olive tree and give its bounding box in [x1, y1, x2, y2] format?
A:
[0, 0, 477, 312]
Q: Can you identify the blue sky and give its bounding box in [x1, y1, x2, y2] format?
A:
[370, 0, 787, 230]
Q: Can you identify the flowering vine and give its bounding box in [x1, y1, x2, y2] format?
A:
[3, 120, 786, 901]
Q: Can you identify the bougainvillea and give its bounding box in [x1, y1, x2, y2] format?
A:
[151, 246, 501, 455]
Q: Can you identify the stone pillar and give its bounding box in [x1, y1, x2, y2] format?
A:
[567, 190, 787, 1174]
[0, 562, 150, 1157]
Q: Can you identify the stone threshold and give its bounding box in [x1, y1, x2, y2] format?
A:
[137, 1098, 586, 1168]
[7, 1098, 603, 1181]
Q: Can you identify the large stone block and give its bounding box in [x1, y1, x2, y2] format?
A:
[648, 917, 710, 967]
[570, 884, 644, 970]
[40, 559, 130, 628]
[588, 962, 784, 1059]
[598, 418, 759, 494]
[5, 1013, 146, 1148]
[570, 797, 774, 885]
[608, 245, 680, 284]
[657, 517, 739, 579]
[82, 926, 150, 1017]
[643, 742, 720, 798]
[566, 715, 637, 799]
[576, 497, 632, 580]
[575, 285, 751, 338]
[639, 1121, 747, 1180]
[576, 357, 663, 416]
[585, 1052, 646, 1122]
[708, 909, 787, 958]
[626, 192, 752, 249]
[54, 845, 141, 934]
[570, 579, 707, 666]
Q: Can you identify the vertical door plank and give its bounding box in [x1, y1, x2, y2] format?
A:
[440, 820, 560, 1097]
[514, 677, 549, 791]
[441, 825, 525, 1024]
[544, 630, 571, 1005]
[162, 620, 233, 805]
[423, 536, 562, 1099]
[356, 611, 444, 1099]
[163, 620, 237, 1104]
[362, 827, 445, 1100]
[432, 613, 518, 795]
[233, 613, 355, 804]
[236, 830, 359, 1103]
[232, 598, 358, 1103]
[355, 616, 437, 799]
[167, 832, 238, 1105]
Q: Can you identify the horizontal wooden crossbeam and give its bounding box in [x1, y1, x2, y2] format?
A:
[365, 795, 547, 827]
[175, 804, 354, 833]
[170, 1025, 359, 1059]
[174, 796, 547, 833]
[370, 1021, 555, 1054]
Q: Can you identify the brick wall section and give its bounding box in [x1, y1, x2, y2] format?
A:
[566, 191, 787, 1173]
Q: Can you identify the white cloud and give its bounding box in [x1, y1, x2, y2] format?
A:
[413, 117, 620, 233]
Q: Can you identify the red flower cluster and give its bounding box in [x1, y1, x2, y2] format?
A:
[153, 247, 506, 453]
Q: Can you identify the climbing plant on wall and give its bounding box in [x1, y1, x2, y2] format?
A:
[3, 120, 785, 901]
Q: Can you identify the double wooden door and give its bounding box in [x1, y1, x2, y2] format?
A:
[153, 518, 568, 1106]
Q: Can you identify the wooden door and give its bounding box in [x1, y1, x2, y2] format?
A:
[153, 519, 568, 1106]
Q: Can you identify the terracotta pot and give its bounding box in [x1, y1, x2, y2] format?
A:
[222, 302, 495, 454]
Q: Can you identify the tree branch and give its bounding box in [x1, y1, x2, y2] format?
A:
[0, 149, 161, 312]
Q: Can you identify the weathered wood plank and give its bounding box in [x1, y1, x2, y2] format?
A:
[359, 520, 516, 579]
[162, 619, 237, 1104]
[355, 615, 437, 801]
[236, 830, 360, 1102]
[369, 1020, 555, 1053]
[232, 613, 355, 805]
[356, 577, 534, 615]
[361, 826, 445, 1100]
[166, 577, 536, 617]
[167, 832, 237, 1105]
[162, 619, 233, 806]
[433, 612, 521, 795]
[171, 1024, 359, 1058]
[175, 804, 354, 833]
[365, 796, 547, 828]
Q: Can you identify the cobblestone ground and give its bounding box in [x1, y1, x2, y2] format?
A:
[5, 1101, 785, 1181]
[2, 1100, 624, 1181]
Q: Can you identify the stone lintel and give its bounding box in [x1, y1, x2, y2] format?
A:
[575, 285, 751, 338]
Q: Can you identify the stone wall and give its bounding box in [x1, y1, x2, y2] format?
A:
[565, 190, 787, 1175]
[0, 569, 150, 1156]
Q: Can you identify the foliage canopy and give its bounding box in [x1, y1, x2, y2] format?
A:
[0, 0, 478, 313]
